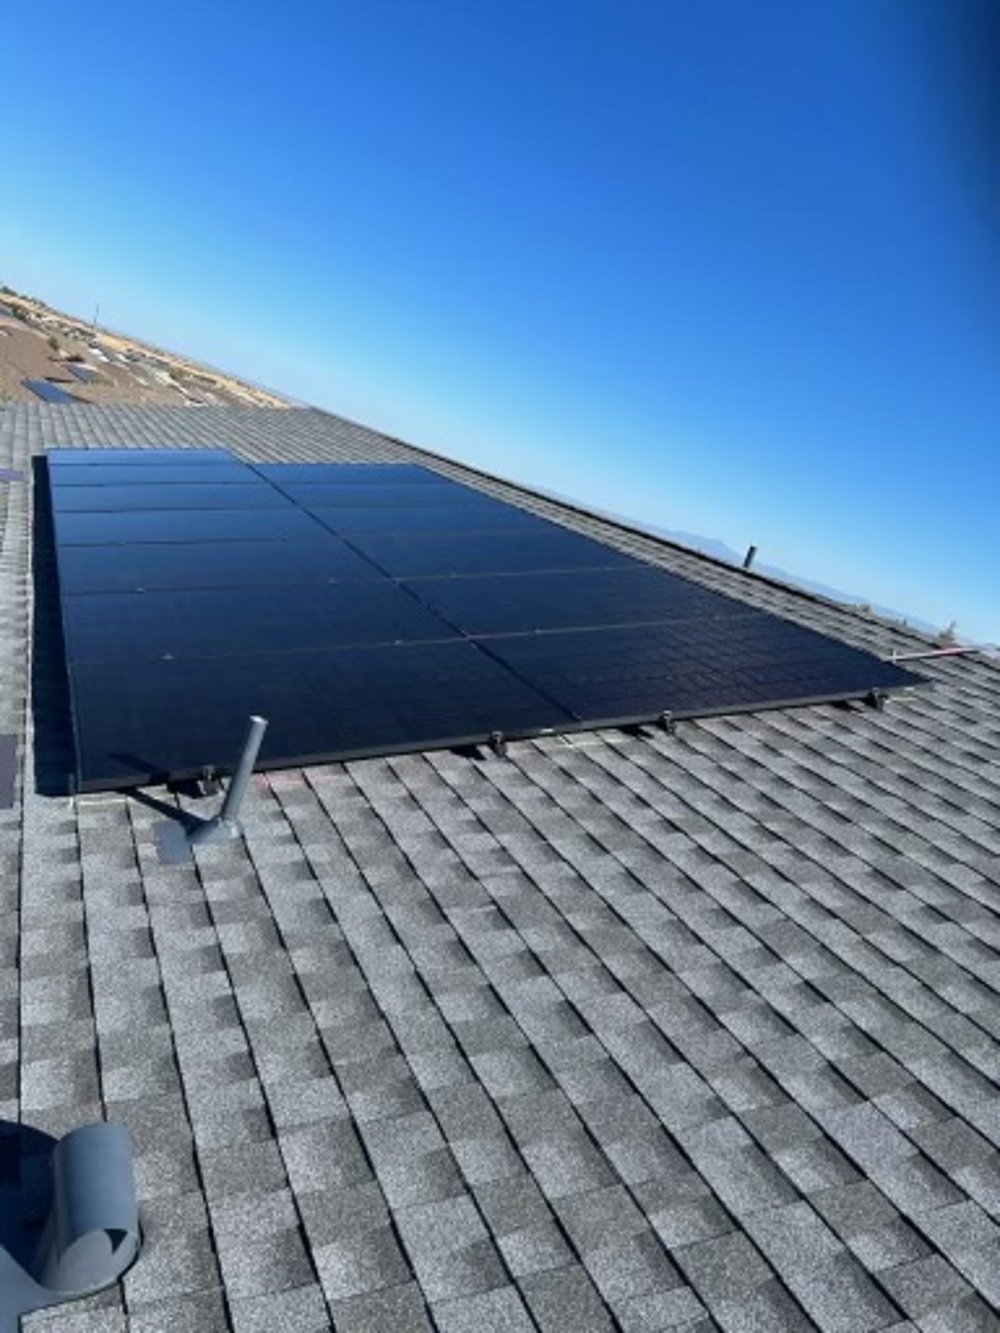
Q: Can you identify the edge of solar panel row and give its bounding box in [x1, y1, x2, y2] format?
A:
[46, 447, 925, 792]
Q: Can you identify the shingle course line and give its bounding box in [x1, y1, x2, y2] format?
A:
[516, 743, 1000, 1292]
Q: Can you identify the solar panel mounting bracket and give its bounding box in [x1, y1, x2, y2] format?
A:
[194, 766, 224, 797]
[660, 711, 677, 736]
[489, 730, 509, 759]
[865, 688, 888, 711]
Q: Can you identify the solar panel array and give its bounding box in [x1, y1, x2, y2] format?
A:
[24, 379, 79, 404]
[47, 448, 923, 791]
[65, 364, 98, 384]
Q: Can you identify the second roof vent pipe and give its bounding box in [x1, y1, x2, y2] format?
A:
[742, 544, 758, 571]
[188, 715, 269, 848]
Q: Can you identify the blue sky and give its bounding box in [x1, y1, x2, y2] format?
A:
[2, 1, 996, 639]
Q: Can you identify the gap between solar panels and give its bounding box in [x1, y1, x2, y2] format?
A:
[44, 448, 925, 793]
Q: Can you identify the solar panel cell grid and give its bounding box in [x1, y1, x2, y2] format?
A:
[253, 462, 443, 485]
[50, 463, 253, 486]
[277, 481, 495, 508]
[52, 482, 295, 512]
[404, 567, 757, 636]
[55, 537, 382, 594]
[309, 504, 552, 534]
[346, 529, 644, 578]
[62, 582, 459, 663]
[53, 508, 324, 545]
[483, 623, 917, 720]
[68, 641, 571, 789]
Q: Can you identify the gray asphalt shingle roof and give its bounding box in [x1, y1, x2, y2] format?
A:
[1, 401, 999, 1332]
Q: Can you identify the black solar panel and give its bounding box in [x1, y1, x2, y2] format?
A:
[253, 463, 444, 485]
[51, 463, 251, 486]
[47, 448, 234, 465]
[65, 364, 98, 384]
[54, 508, 323, 545]
[350, 529, 644, 578]
[310, 504, 552, 535]
[46, 449, 924, 791]
[405, 567, 759, 636]
[63, 582, 460, 662]
[52, 482, 293, 512]
[276, 481, 493, 508]
[482, 622, 918, 720]
[57, 537, 380, 593]
[68, 641, 571, 790]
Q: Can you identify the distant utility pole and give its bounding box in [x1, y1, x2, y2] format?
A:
[91, 305, 100, 336]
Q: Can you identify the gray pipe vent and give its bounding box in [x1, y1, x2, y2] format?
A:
[0, 1122, 140, 1331]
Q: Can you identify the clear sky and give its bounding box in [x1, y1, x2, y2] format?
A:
[2, 1, 997, 640]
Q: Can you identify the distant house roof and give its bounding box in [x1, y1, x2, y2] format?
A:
[2, 400, 999, 1331]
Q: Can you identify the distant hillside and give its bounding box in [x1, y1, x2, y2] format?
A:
[655, 527, 943, 636]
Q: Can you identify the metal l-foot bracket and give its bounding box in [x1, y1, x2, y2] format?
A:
[488, 731, 509, 759]
[865, 689, 888, 712]
[193, 767, 223, 798]
[660, 712, 677, 736]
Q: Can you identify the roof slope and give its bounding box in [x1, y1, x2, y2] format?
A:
[2, 402, 1000, 1333]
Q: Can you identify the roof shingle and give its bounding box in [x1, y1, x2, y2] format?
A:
[3, 401, 999, 1331]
